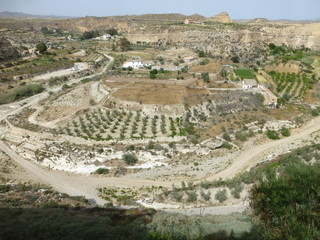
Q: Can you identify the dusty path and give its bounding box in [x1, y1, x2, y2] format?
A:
[0, 140, 171, 205]
[209, 116, 320, 180]
[0, 54, 113, 122]
[2, 115, 320, 211]
[0, 140, 248, 214]
[105, 77, 196, 86]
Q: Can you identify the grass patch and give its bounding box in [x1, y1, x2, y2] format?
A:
[235, 68, 255, 79]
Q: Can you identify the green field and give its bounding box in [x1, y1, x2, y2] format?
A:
[235, 68, 255, 79]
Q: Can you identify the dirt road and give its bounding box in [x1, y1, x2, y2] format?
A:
[0, 54, 113, 122]
[209, 116, 320, 180]
[2, 115, 320, 211]
[0, 140, 171, 205]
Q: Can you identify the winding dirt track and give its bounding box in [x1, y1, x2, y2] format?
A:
[1, 115, 320, 209]
[210, 116, 320, 181]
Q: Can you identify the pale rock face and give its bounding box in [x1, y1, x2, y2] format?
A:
[207, 12, 233, 23]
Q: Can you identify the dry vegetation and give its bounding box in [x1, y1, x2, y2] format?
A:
[113, 83, 186, 105]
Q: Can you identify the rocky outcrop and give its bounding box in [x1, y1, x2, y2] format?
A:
[201, 139, 223, 150]
[207, 12, 233, 23]
[126, 22, 320, 57]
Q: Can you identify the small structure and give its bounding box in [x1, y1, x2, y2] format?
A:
[95, 34, 112, 41]
[72, 62, 89, 71]
[13, 74, 31, 81]
[184, 19, 194, 24]
[67, 35, 74, 41]
[242, 79, 258, 89]
[184, 56, 197, 63]
[122, 61, 151, 69]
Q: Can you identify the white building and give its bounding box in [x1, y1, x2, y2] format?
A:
[95, 34, 112, 41]
[72, 62, 89, 71]
[242, 79, 258, 90]
[122, 61, 151, 69]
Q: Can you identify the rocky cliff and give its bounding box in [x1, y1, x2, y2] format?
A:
[207, 12, 233, 23]
[126, 22, 320, 57]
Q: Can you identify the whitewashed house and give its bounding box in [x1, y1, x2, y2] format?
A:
[123, 61, 151, 69]
[242, 79, 258, 89]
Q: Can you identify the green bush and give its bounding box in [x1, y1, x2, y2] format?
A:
[186, 191, 197, 202]
[280, 127, 290, 137]
[266, 129, 279, 140]
[122, 153, 138, 166]
[94, 168, 109, 175]
[222, 142, 233, 150]
[200, 190, 211, 201]
[215, 189, 227, 203]
[222, 133, 231, 141]
[200, 181, 212, 189]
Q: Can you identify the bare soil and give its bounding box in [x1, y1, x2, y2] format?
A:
[113, 83, 186, 105]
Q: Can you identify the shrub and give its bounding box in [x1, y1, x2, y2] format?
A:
[231, 184, 243, 199]
[186, 191, 197, 202]
[215, 189, 227, 203]
[200, 181, 212, 189]
[235, 131, 247, 142]
[171, 191, 183, 202]
[222, 133, 231, 141]
[222, 142, 233, 150]
[200, 190, 211, 201]
[280, 127, 290, 137]
[187, 182, 195, 190]
[266, 129, 279, 140]
[122, 153, 138, 165]
[311, 108, 319, 116]
[94, 168, 109, 175]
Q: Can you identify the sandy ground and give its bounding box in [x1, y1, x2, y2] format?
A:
[32, 67, 86, 81]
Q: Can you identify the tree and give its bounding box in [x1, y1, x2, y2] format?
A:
[250, 161, 320, 240]
[40, 27, 51, 35]
[36, 42, 47, 54]
[122, 153, 138, 165]
[268, 42, 276, 50]
[106, 28, 118, 36]
[215, 189, 227, 203]
[201, 72, 210, 83]
[231, 56, 240, 63]
[198, 50, 205, 57]
[119, 37, 131, 52]
[280, 127, 290, 137]
[80, 30, 99, 40]
[266, 129, 279, 140]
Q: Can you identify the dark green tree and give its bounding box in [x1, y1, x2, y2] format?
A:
[36, 42, 47, 53]
[106, 28, 118, 36]
[119, 37, 131, 52]
[231, 56, 240, 63]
